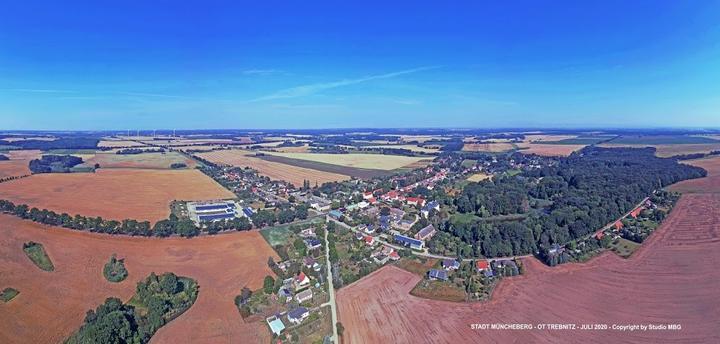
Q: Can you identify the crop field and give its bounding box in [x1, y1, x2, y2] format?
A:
[97, 140, 148, 148]
[518, 143, 586, 156]
[608, 135, 720, 145]
[364, 144, 440, 154]
[599, 143, 720, 157]
[0, 215, 277, 344]
[262, 151, 430, 170]
[669, 156, 720, 194]
[0, 169, 234, 223]
[80, 152, 196, 169]
[523, 134, 578, 142]
[461, 142, 516, 153]
[0, 150, 41, 178]
[337, 194, 720, 343]
[197, 150, 350, 187]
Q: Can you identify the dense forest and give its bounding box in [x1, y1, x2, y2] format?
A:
[66, 272, 198, 344]
[28, 155, 83, 173]
[429, 147, 706, 259]
[0, 137, 99, 150]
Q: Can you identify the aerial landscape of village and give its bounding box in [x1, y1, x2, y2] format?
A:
[1, 2, 719, 344]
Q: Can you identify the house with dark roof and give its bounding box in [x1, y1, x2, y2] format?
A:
[287, 307, 310, 325]
[442, 259, 460, 270]
[304, 238, 322, 250]
[428, 269, 448, 281]
[415, 224, 437, 241]
[421, 201, 440, 218]
[394, 234, 424, 250]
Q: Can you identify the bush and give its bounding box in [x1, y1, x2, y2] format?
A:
[103, 254, 128, 283]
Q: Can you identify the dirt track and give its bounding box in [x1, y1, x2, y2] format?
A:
[337, 193, 720, 343]
[0, 215, 277, 344]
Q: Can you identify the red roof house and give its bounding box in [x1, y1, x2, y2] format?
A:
[476, 260, 489, 271]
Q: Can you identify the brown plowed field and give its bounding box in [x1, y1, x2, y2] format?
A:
[0, 215, 277, 344]
[518, 143, 586, 156]
[197, 150, 350, 187]
[338, 194, 720, 343]
[0, 169, 234, 223]
[0, 150, 41, 178]
[670, 156, 720, 193]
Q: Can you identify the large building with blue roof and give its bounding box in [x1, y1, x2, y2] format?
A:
[189, 200, 240, 223]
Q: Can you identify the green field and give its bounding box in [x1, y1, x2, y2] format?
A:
[608, 135, 720, 145]
[260, 217, 324, 247]
[608, 237, 641, 258]
[1, 288, 19, 302]
[23, 242, 54, 271]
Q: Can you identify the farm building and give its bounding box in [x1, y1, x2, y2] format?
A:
[394, 234, 424, 250]
[189, 200, 239, 223]
[415, 224, 437, 241]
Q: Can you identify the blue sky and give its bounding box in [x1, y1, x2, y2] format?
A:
[1, 1, 719, 130]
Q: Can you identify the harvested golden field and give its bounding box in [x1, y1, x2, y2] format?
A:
[197, 150, 350, 187]
[466, 173, 492, 182]
[364, 144, 440, 154]
[338, 193, 720, 343]
[145, 139, 237, 147]
[599, 143, 720, 157]
[81, 152, 196, 169]
[263, 152, 431, 170]
[0, 215, 277, 344]
[523, 134, 578, 143]
[462, 142, 516, 153]
[395, 135, 444, 143]
[97, 140, 148, 148]
[0, 150, 41, 178]
[0, 169, 234, 222]
[519, 144, 585, 156]
[266, 144, 312, 153]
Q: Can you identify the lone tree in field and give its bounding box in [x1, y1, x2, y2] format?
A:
[103, 254, 128, 283]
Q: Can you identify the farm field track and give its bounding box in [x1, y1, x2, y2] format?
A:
[81, 152, 196, 169]
[0, 150, 41, 178]
[0, 215, 277, 344]
[0, 169, 234, 223]
[462, 143, 516, 153]
[197, 150, 351, 187]
[670, 156, 720, 193]
[599, 143, 720, 157]
[518, 143, 586, 156]
[337, 194, 720, 344]
[262, 151, 431, 170]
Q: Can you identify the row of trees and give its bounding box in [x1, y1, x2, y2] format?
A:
[0, 200, 252, 238]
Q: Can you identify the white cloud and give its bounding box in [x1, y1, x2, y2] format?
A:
[249, 66, 439, 102]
